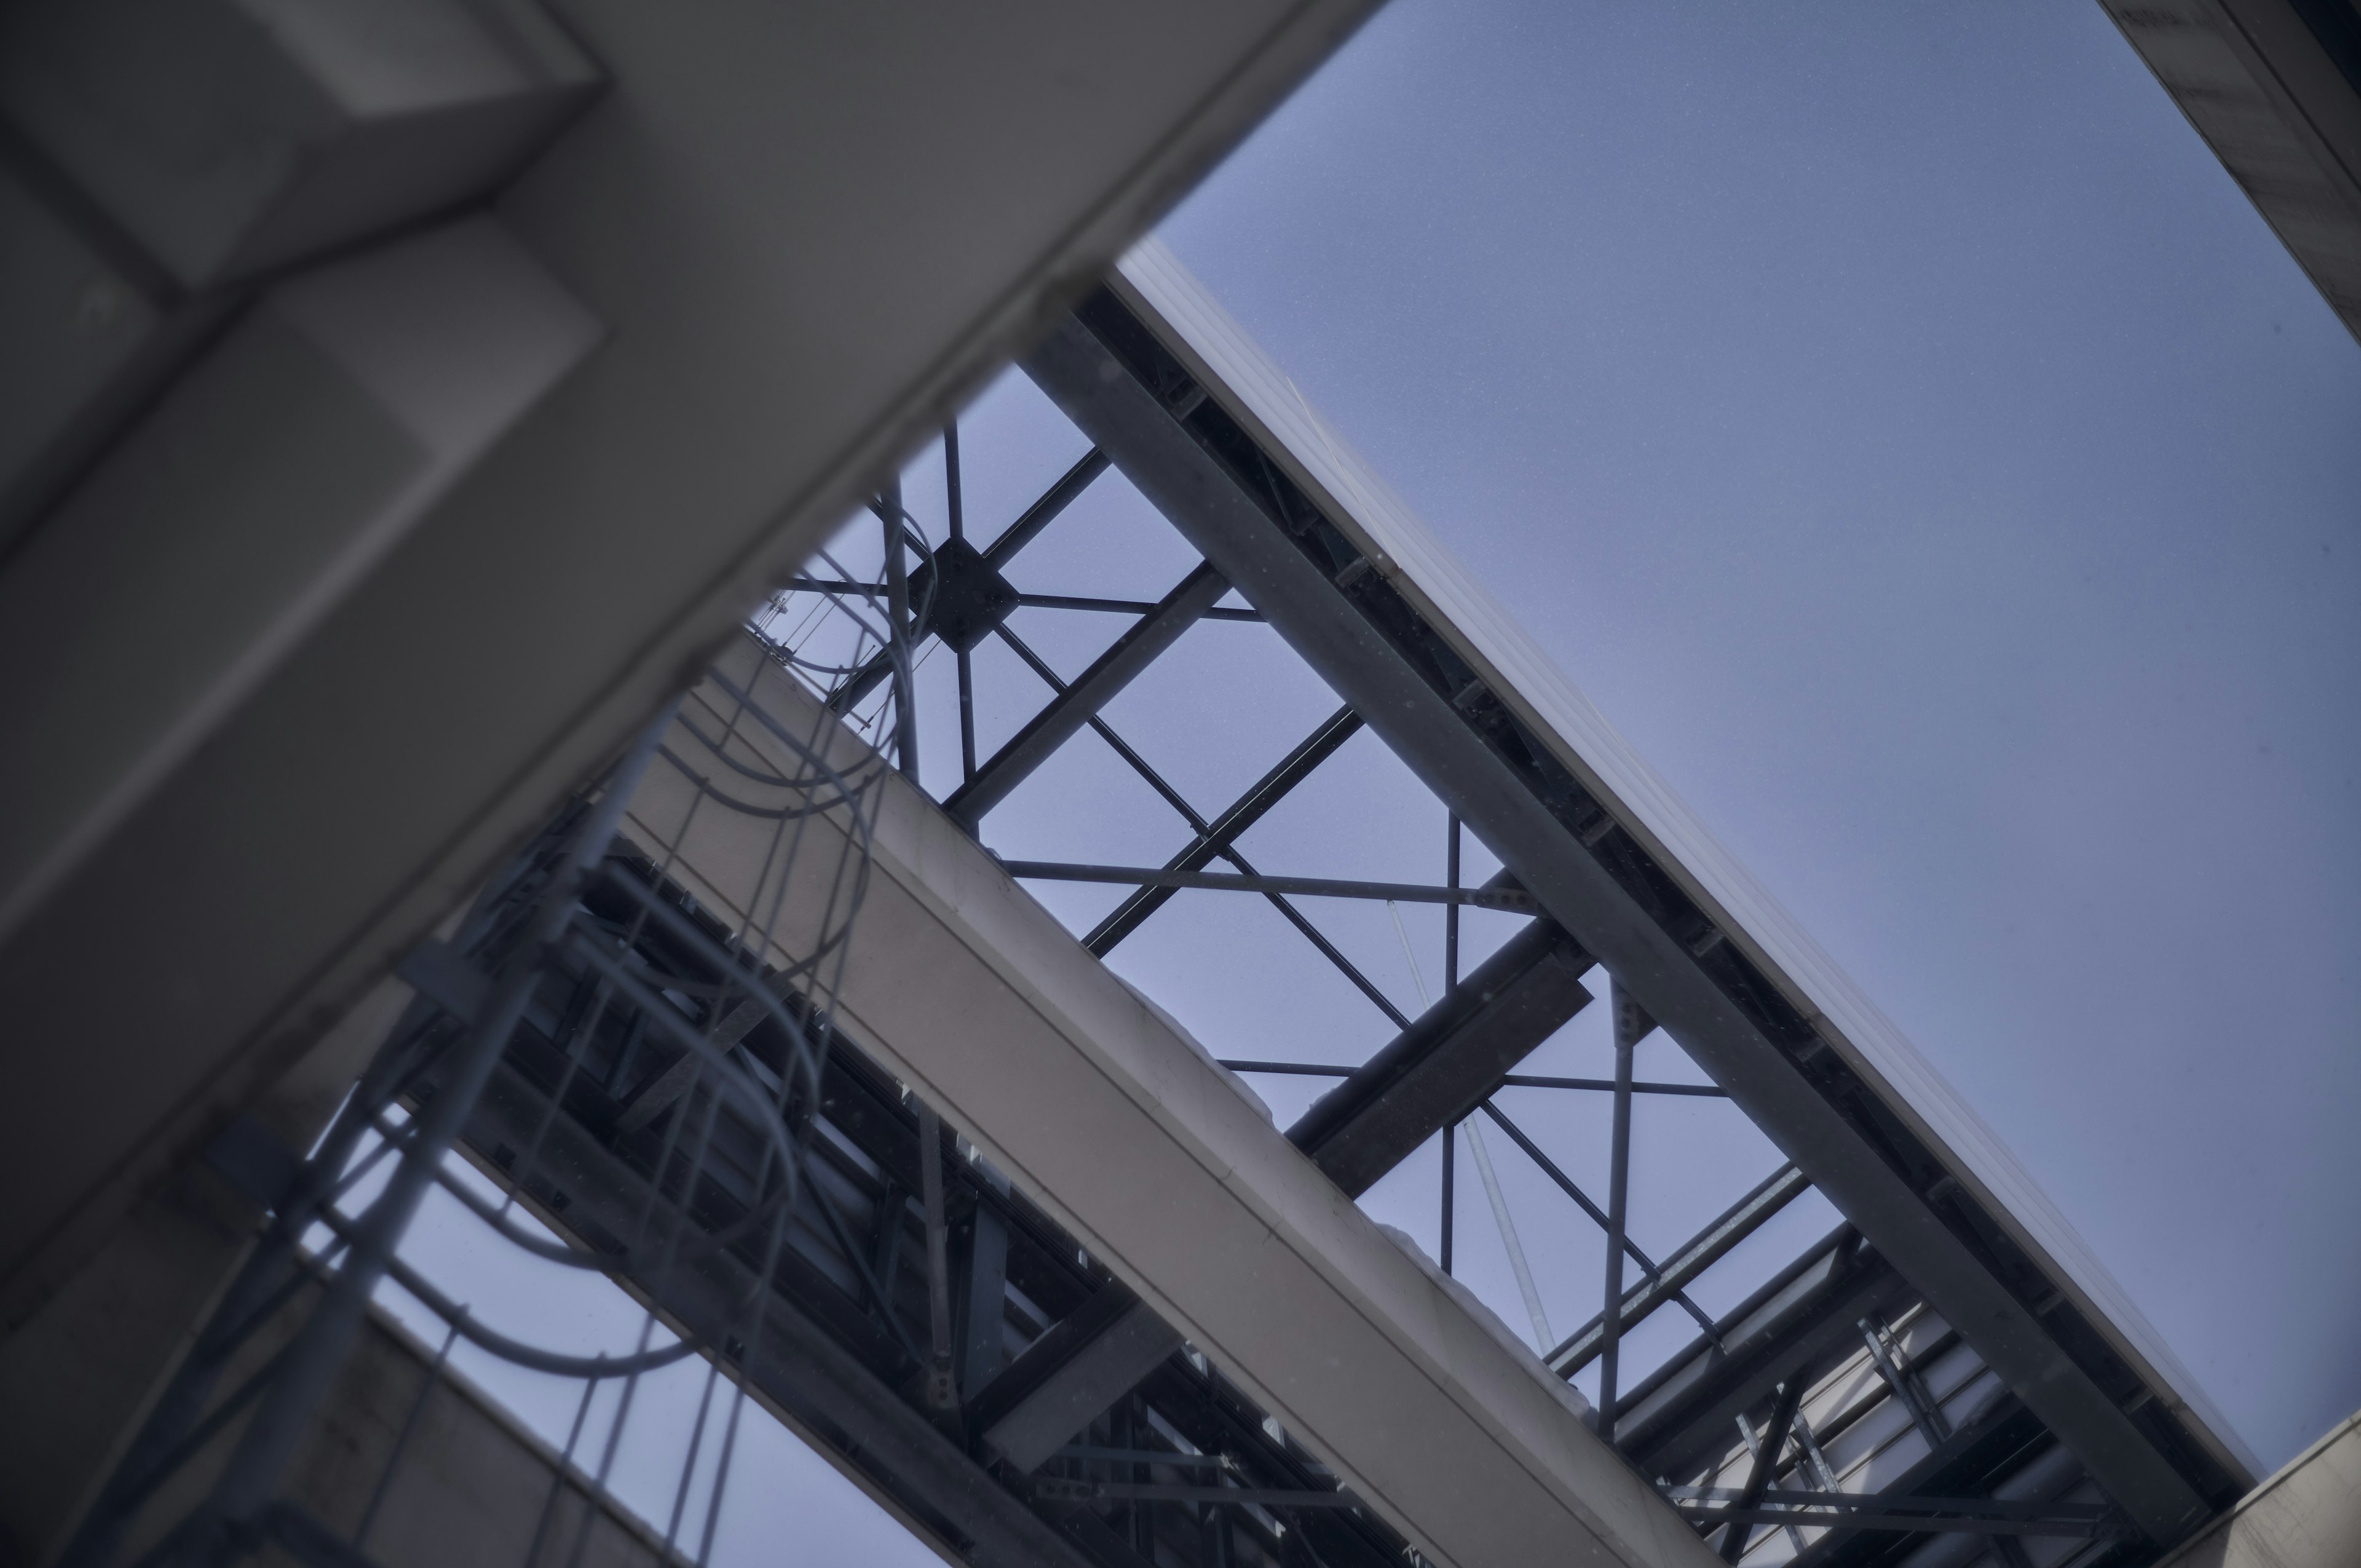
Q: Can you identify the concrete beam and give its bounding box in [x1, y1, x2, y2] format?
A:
[0, 0, 1383, 1331]
[0, 0, 601, 291]
[618, 638, 1722, 1568]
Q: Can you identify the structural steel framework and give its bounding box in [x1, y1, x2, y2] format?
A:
[12, 3, 2342, 1566]
[729, 244, 2260, 1567]
[65, 253, 2261, 1568]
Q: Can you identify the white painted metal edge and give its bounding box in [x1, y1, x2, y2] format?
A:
[1107, 235, 2258, 1486]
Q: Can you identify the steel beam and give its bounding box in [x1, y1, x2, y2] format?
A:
[2101, 0, 2361, 344]
[1019, 251, 2250, 1538]
[1286, 919, 1594, 1197]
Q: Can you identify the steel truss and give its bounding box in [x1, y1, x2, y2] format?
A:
[747, 272, 2246, 1567]
[71, 267, 2244, 1568]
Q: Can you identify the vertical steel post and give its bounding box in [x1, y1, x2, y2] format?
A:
[1440, 1128, 1456, 1275]
[1444, 814, 1460, 989]
[882, 478, 920, 785]
[1441, 815, 1459, 1274]
[917, 1102, 958, 1414]
[1598, 979, 1645, 1441]
[946, 422, 978, 782]
[200, 701, 676, 1548]
[959, 1155, 1010, 1401]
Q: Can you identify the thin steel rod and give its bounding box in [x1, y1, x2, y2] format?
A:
[1216, 1058, 1721, 1097]
[1004, 861, 1539, 911]
[1445, 815, 1461, 988]
[946, 563, 1227, 825]
[989, 627, 1407, 1026]
[945, 424, 978, 782]
[882, 480, 919, 785]
[1475, 1101, 1720, 1343]
[1083, 703, 1362, 956]
[1463, 1119, 1551, 1352]
[1598, 981, 1642, 1442]
[1442, 814, 1461, 1279]
[1501, 1072, 1724, 1096]
[203, 705, 676, 1532]
[1546, 1162, 1808, 1374]
[1016, 592, 1262, 622]
[1045, 1484, 1364, 1510]
[983, 448, 1110, 568]
[957, 648, 976, 782]
[523, 1369, 604, 1568]
[989, 624, 1214, 833]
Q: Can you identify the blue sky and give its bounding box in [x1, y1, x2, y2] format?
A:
[1147, 0, 2361, 1469]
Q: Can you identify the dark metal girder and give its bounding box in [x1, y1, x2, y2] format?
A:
[1286, 918, 1594, 1197]
[1021, 290, 2230, 1542]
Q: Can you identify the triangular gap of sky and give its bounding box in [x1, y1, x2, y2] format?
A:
[1148, 0, 2361, 1470]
